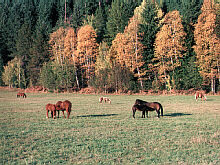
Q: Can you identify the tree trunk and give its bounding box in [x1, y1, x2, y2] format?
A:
[211, 77, 215, 94]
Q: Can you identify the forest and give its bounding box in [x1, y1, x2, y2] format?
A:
[0, 0, 219, 93]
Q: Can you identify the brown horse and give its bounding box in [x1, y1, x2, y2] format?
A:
[45, 103, 56, 119]
[99, 97, 111, 104]
[17, 92, 27, 98]
[195, 91, 207, 101]
[132, 99, 163, 118]
[55, 100, 72, 119]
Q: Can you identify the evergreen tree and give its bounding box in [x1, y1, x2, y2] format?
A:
[93, 4, 107, 43]
[105, 0, 137, 45]
[138, 1, 161, 89]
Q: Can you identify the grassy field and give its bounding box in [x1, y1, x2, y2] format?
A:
[0, 89, 219, 164]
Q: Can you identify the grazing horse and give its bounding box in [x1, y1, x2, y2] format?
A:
[17, 92, 27, 98]
[195, 91, 207, 101]
[45, 103, 56, 119]
[55, 100, 72, 119]
[132, 99, 163, 118]
[99, 97, 111, 104]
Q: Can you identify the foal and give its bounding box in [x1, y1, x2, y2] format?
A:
[45, 103, 56, 119]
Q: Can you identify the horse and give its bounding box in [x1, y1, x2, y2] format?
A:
[45, 103, 56, 119]
[195, 91, 207, 101]
[132, 99, 163, 118]
[99, 97, 111, 104]
[132, 104, 148, 118]
[55, 100, 72, 119]
[17, 92, 27, 98]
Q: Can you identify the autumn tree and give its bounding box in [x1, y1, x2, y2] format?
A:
[154, 10, 186, 91]
[49, 27, 67, 64]
[64, 27, 80, 89]
[110, 15, 145, 90]
[194, 0, 220, 93]
[2, 57, 26, 88]
[76, 25, 99, 87]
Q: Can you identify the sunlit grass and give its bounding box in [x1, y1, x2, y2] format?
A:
[0, 89, 219, 164]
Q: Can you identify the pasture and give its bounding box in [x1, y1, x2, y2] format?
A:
[0, 89, 219, 164]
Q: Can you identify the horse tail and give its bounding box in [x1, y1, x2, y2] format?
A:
[159, 103, 163, 117]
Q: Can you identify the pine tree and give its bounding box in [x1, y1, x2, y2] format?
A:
[105, 0, 136, 45]
[138, 0, 162, 89]
[93, 4, 107, 43]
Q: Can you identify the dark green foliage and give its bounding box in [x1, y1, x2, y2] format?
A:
[40, 61, 77, 92]
[93, 5, 107, 43]
[90, 64, 137, 93]
[138, 2, 160, 90]
[0, 55, 3, 85]
[0, 0, 217, 92]
[105, 0, 138, 45]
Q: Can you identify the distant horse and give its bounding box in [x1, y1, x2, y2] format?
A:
[45, 103, 56, 119]
[195, 91, 207, 101]
[99, 97, 111, 104]
[17, 92, 27, 98]
[132, 99, 163, 118]
[55, 100, 72, 119]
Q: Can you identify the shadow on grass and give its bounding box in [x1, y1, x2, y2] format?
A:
[164, 113, 192, 117]
[77, 114, 118, 118]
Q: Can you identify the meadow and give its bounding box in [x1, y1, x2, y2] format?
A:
[0, 89, 219, 164]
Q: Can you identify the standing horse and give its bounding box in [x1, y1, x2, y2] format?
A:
[99, 97, 111, 104]
[45, 103, 56, 119]
[17, 92, 27, 98]
[132, 99, 163, 118]
[195, 91, 207, 101]
[55, 100, 72, 119]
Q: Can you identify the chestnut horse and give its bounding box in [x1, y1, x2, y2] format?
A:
[132, 99, 163, 118]
[99, 97, 111, 104]
[195, 91, 207, 101]
[55, 100, 72, 119]
[17, 92, 27, 98]
[45, 103, 56, 119]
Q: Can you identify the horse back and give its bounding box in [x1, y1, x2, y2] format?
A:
[145, 102, 161, 111]
[62, 100, 72, 111]
[46, 103, 56, 111]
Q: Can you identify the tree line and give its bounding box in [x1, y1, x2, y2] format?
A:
[0, 0, 219, 93]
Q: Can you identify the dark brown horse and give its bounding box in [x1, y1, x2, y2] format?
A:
[17, 92, 27, 98]
[195, 91, 207, 101]
[45, 103, 56, 119]
[55, 100, 72, 119]
[132, 99, 163, 118]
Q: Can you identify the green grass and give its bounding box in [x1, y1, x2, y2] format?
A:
[0, 89, 219, 164]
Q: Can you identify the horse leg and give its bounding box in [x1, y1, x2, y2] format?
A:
[133, 109, 136, 118]
[146, 111, 148, 118]
[58, 111, 60, 118]
[53, 111, 55, 119]
[157, 110, 160, 118]
[62, 110, 66, 118]
[142, 111, 145, 118]
[67, 109, 70, 119]
[46, 110, 49, 118]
